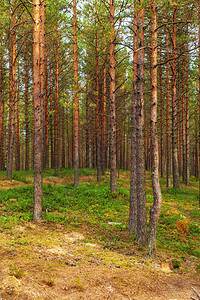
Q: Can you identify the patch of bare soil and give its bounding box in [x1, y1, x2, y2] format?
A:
[0, 180, 27, 190]
[0, 223, 199, 300]
[39, 175, 96, 186]
[0, 175, 96, 190]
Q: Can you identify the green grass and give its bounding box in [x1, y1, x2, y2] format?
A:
[0, 168, 199, 259]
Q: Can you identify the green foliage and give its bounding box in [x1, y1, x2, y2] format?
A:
[172, 259, 181, 269]
[9, 264, 24, 279]
[0, 169, 199, 261]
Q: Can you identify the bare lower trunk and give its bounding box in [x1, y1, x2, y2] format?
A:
[61, 106, 65, 168]
[166, 22, 171, 187]
[73, 0, 79, 187]
[185, 28, 190, 186]
[95, 2, 101, 182]
[7, 5, 16, 180]
[15, 64, 20, 171]
[25, 44, 29, 171]
[109, 0, 117, 192]
[147, 0, 162, 258]
[33, 0, 43, 220]
[159, 50, 163, 177]
[129, 9, 137, 232]
[171, 5, 179, 189]
[181, 62, 186, 183]
[85, 77, 90, 168]
[135, 1, 147, 244]
[0, 55, 5, 171]
[54, 26, 59, 175]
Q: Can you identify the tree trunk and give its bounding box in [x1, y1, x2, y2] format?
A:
[185, 26, 190, 186]
[15, 64, 20, 171]
[61, 106, 65, 168]
[147, 0, 162, 258]
[44, 55, 49, 169]
[181, 62, 186, 182]
[95, 1, 101, 182]
[40, 0, 46, 170]
[7, 4, 16, 180]
[109, 0, 117, 192]
[171, 5, 179, 189]
[54, 25, 59, 175]
[135, 0, 147, 244]
[129, 8, 137, 233]
[0, 53, 5, 171]
[33, 0, 43, 220]
[199, 0, 200, 206]
[85, 76, 90, 168]
[73, 0, 79, 186]
[102, 63, 107, 174]
[25, 44, 29, 171]
[166, 20, 171, 187]
[159, 49, 163, 177]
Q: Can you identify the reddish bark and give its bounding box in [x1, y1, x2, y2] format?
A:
[24, 44, 29, 171]
[109, 0, 117, 192]
[33, 0, 43, 220]
[7, 4, 16, 180]
[73, 0, 79, 187]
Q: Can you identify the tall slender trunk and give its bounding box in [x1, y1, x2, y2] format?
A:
[185, 26, 190, 186]
[109, 0, 117, 192]
[40, 0, 46, 170]
[147, 0, 162, 258]
[95, 1, 101, 182]
[73, 0, 79, 187]
[49, 70, 54, 169]
[199, 0, 200, 206]
[102, 63, 107, 174]
[159, 49, 163, 177]
[195, 115, 199, 178]
[85, 76, 90, 168]
[0, 54, 5, 171]
[181, 62, 186, 182]
[166, 21, 171, 187]
[15, 64, 20, 171]
[66, 104, 70, 168]
[33, 0, 43, 220]
[135, 0, 147, 244]
[44, 55, 49, 169]
[123, 95, 126, 170]
[25, 44, 29, 170]
[7, 4, 16, 180]
[61, 106, 65, 168]
[171, 5, 179, 189]
[54, 25, 59, 175]
[129, 7, 137, 232]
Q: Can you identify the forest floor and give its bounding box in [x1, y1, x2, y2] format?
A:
[0, 169, 199, 300]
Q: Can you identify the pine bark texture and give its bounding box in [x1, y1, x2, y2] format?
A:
[25, 45, 29, 171]
[109, 0, 117, 192]
[54, 26, 59, 175]
[129, 9, 137, 233]
[33, 0, 43, 220]
[73, 0, 79, 187]
[135, 0, 147, 244]
[7, 6, 16, 180]
[147, 0, 162, 258]
[166, 22, 171, 187]
[185, 30, 190, 186]
[15, 65, 20, 171]
[95, 2, 101, 182]
[0, 55, 5, 171]
[171, 6, 179, 189]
